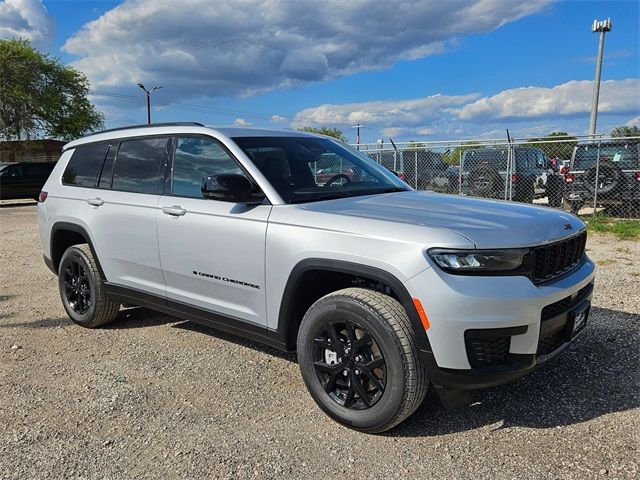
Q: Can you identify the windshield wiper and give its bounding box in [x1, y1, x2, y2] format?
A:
[373, 187, 408, 194]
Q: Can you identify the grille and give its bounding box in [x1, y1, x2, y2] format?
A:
[541, 282, 594, 322]
[537, 331, 565, 356]
[464, 335, 511, 368]
[575, 282, 593, 303]
[531, 232, 587, 283]
[541, 296, 571, 321]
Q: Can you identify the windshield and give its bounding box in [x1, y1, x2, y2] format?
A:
[462, 148, 543, 171]
[573, 143, 639, 170]
[232, 136, 409, 203]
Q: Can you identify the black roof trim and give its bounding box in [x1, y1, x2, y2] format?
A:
[90, 122, 205, 136]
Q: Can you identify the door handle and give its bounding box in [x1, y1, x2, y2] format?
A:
[162, 205, 187, 217]
[87, 197, 104, 207]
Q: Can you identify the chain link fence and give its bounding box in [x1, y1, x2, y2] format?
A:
[357, 136, 640, 218]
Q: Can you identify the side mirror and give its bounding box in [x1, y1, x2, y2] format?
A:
[201, 174, 264, 204]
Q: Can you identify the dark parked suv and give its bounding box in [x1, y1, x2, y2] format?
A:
[565, 141, 640, 214]
[460, 147, 563, 205]
[0, 162, 56, 200]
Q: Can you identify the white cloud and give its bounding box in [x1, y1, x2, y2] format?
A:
[62, 0, 550, 98]
[233, 118, 251, 126]
[270, 115, 288, 124]
[292, 79, 640, 140]
[455, 79, 640, 121]
[626, 116, 640, 127]
[0, 0, 54, 45]
[292, 93, 479, 133]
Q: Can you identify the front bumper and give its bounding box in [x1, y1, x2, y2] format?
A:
[404, 255, 596, 392]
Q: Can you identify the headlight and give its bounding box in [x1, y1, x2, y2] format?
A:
[428, 248, 529, 273]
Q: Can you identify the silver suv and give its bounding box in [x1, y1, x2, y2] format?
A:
[37, 123, 595, 433]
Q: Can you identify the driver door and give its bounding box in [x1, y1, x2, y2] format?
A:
[157, 135, 271, 327]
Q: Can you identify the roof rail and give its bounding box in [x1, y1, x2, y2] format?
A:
[90, 122, 206, 136]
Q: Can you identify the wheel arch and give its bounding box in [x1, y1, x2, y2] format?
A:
[274, 258, 429, 352]
[50, 222, 106, 280]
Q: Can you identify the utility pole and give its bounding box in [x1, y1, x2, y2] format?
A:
[352, 123, 362, 149]
[589, 18, 612, 138]
[137, 84, 162, 124]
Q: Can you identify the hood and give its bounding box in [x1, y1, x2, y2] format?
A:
[300, 191, 585, 248]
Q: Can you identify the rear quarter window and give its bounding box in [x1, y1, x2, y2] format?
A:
[62, 143, 110, 187]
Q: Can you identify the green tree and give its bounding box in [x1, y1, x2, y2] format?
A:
[610, 125, 640, 138]
[443, 141, 481, 165]
[527, 132, 576, 160]
[0, 39, 104, 141]
[299, 126, 348, 143]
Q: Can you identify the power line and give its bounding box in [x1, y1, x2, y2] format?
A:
[90, 90, 296, 122]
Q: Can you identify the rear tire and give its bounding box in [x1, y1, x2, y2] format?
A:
[297, 288, 428, 433]
[58, 244, 120, 328]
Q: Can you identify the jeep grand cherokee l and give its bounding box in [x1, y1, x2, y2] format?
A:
[38, 123, 595, 433]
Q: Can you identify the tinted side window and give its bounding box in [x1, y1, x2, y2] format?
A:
[171, 137, 243, 198]
[62, 143, 110, 187]
[3, 165, 23, 178]
[112, 138, 168, 194]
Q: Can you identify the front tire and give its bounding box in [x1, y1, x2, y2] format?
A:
[297, 288, 428, 433]
[58, 244, 120, 328]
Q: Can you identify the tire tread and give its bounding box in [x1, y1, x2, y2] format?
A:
[305, 287, 428, 433]
[61, 244, 120, 328]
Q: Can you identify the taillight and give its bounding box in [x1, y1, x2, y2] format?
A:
[511, 173, 518, 183]
[559, 166, 568, 175]
[635, 172, 640, 182]
[565, 174, 574, 184]
[38, 191, 48, 203]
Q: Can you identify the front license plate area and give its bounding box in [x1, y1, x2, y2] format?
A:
[567, 301, 590, 338]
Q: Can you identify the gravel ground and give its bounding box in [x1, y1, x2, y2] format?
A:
[1, 201, 638, 479]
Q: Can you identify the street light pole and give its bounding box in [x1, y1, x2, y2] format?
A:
[137, 84, 162, 125]
[352, 123, 362, 149]
[589, 18, 612, 138]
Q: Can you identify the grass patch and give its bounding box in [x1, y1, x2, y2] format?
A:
[585, 216, 640, 239]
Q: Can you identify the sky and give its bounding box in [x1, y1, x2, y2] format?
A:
[1, 0, 639, 143]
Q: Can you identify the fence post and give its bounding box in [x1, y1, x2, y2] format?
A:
[414, 150, 418, 189]
[458, 149, 463, 196]
[593, 140, 601, 214]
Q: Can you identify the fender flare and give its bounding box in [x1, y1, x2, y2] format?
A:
[275, 258, 431, 351]
[50, 222, 107, 280]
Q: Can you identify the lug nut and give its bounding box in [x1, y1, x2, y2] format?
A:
[354, 369, 360, 375]
[343, 370, 348, 377]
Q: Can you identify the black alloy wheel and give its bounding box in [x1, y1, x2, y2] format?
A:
[297, 288, 429, 432]
[62, 259, 92, 315]
[312, 320, 386, 409]
[58, 244, 120, 328]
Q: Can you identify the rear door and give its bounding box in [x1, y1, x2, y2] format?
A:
[86, 136, 169, 297]
[157, 135, 270, 326]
